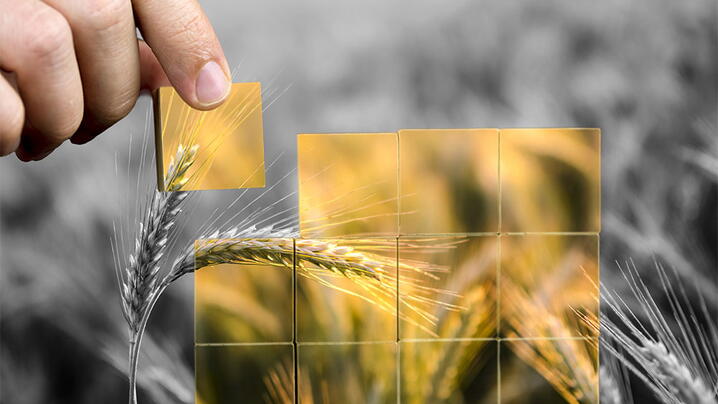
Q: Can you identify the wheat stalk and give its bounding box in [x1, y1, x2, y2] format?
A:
[586, 261, 718, 404]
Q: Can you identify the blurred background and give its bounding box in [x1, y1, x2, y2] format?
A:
[1, 0, 716, 403]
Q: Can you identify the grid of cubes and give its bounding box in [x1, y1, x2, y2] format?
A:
[195, 128, 600, 403]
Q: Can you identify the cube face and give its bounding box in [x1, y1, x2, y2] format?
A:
[500, 128, 600, 232]
[400, 340, 498, 404]
[500, 235, 599, 338]
[399, 129, 499, 234]
[499, 339, 598, 404]
[398, 236, 498, 339]
[297, 343, 397, 404]
[298, 133, 399, 237]
[154, 83, 266, 191]
[196, 344, 294, 404]
[296, 238, 397, 342]
[195, 258, 294, 343]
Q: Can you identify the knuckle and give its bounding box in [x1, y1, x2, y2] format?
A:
[27, 8, 72, 62]
[91, 90, 137, 124]
[167, 12, 208, 49]
[83, 0, 130, 35]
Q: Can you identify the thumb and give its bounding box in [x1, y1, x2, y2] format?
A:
[133, 0, 231, 110]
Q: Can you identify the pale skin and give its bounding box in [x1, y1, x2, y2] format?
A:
[0, 0, 231, 161]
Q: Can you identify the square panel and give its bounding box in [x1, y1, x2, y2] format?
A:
[400, 340, 498, 404]
[499, 128, 600, 232]
[154, 83, 266, 191]
[196, 344, 294, 404]
[195, 238, 294, 343]
[499, 339, 598, 404]
[399, 129, 499, 234]
[398, 236, 497, 339]
[500, 235, 599, 338]
[295, 238, 397, 342]
[298, 133, 399, 237]
[298, 342, 397, 404]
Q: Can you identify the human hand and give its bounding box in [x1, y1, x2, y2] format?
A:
[0, 0, 231, 161]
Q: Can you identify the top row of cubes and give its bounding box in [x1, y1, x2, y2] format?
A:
[298, 128, 600, 236]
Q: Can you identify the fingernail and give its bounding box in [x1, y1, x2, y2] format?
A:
[195, 60, 230, 107]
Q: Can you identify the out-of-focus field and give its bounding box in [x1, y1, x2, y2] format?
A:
[1, 0, 715, 403]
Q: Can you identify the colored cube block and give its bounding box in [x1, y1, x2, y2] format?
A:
[196, 344, 294, 404]
[499, 128, 600, 232]
[400, 340, 498, 404]
[399, 129, 499, 234]
[154, 83, 266, 191]
[194, 238, 294, 343]
[297, 342, 397, 404]
[500, 339, 598, 404]
[500, 234, 599, 338]
[296, 238, 397, 342]
[398, 236, 498, 339]
[298, 133, 399, 237]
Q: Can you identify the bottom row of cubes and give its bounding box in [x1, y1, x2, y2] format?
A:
[196, 339, 598, 404]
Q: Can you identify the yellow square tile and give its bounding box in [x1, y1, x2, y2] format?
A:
[194, 238, 294, 343]
[196, 344, 294, 404]
[499, 339, 598, 404]
[154, 83, 266, 191]
[298, 133, 398, 237]
[398, 236, 497, 339]
[500, 128, 600, 232]
[500, 235, 599, 338]
[399, 129, 499, 234]
[400, 340, 498, 404]
[295, 238, 397, 342]
[298, 342, 397, 404]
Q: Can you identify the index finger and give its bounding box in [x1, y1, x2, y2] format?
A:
[132, 0, 231, 110]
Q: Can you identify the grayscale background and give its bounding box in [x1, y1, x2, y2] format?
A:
[1, 0, 716, 402]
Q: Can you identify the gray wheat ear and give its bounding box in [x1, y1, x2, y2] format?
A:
[641, 341, 716, 404]
[118, 142, 195, 404]
[597, 261, 718, 404]
[121, 189, 187, 335]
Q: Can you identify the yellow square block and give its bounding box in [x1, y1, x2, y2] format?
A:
[295, 238, 398, 342]
[500, 128, 600, 232]
[194, 238, 294, 344]
[500, 339, 598, 404]
[500, 234, 599, 338]
[196, 344, 294, 404]
[297, 342, 397, 404]
[399, 129, 499, 234]
[298, 133, 399, 237]
[398, 236, 497, 339]
[400, 340, 497, 404]
[154, 83, 266, 191]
